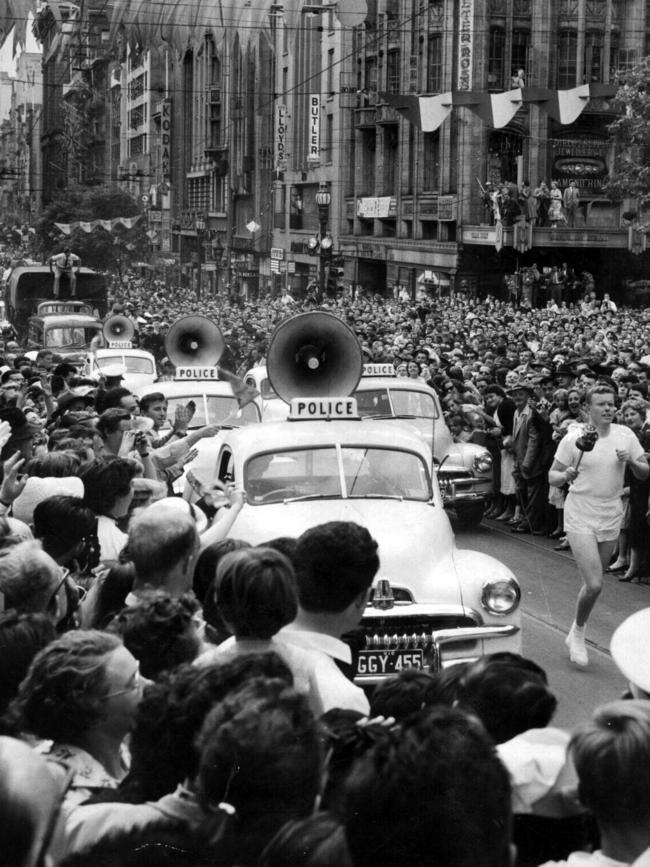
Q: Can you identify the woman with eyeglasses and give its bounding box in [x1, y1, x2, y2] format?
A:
[6, 630, 144, 810]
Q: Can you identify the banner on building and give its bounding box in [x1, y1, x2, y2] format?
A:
[457, 0, 473, 91]
[307, 95, 320, 163]
[54, 215, 143, 235]
[380, 83, 617, 133]
[356, 197, 392, 219]
[275, 102, 288, 172]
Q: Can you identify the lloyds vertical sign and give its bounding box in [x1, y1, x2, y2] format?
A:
[161, 99, 172, 179]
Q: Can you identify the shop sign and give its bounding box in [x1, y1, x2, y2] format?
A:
[457, 0, 474, 90]
[551, 136, 609, 193]
[161, 99, 172, 179]
[307, 95, 320, 162]
[275, 103, 288, 171]
[357, 197, 392, 219]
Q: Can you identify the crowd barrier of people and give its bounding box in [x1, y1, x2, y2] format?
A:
[1, 258, 650, 866]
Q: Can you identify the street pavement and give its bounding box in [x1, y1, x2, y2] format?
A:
[455, 517, 650, 731]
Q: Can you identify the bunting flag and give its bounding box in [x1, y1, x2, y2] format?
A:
[53, 215, 142, 235]
[380, 83, 618, 133]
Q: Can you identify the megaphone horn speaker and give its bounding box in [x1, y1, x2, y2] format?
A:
[164, 316, 225, 368]
[103, 315, 135, 343]
[267, 312, 363, 402]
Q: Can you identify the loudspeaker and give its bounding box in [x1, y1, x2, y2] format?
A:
[103, 315, 135, 344]
[164, 316, 225, 368]
[267, 312, 363, 402]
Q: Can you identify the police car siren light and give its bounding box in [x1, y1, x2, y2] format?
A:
[103, 315, 135, 344]
[165, 316, 225, 368]
[266, 311, 363, 403]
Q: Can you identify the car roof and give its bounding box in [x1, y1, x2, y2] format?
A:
[33, 315, 102, 326]
[95, 348, 155, 360]
[355, 377, 438, 396]
[221, 418, 432, 458]
[133, 380, 236, 398]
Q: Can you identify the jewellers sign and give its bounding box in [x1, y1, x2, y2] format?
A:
[551, 136, 609, 194]
[161, 99, 172, 179]
[307, 95, 320, 163]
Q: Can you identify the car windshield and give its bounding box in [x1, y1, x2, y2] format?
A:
[97, 355, 154, 375]
[165, 394, 260, 428]
[244, 446, 430, 504]
[356, 387, 438, 418]
[44, 326, 101, 348]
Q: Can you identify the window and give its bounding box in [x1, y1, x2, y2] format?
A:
[129, 133, 146, 155]
[511, 30, 529, 85]
[327, 48, 335, 95]
[324, 114, 334, 163]
[488, 28, 505, 90]
[557, 30, 577, 88]
[422, 131, 440, 192]
[585, 31, 603, 82]
[426, 33, 442, 93]
[209, 102, 221, 148]
[386, 50, 400, 93]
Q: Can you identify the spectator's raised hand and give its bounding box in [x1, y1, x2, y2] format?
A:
[0, 452, 27, 503]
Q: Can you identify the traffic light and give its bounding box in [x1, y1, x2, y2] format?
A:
[325, 264, 339, 297]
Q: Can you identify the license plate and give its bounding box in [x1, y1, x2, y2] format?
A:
[356, 649, 424, 678]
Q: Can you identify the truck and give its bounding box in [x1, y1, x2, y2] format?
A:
[4, 265, 108, 339]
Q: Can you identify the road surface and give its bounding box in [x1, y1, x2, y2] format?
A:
[456, 517, 650, 730]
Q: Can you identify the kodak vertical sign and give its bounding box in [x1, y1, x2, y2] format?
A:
[307, 94, 320, 163]
[161, 99, 172, 178]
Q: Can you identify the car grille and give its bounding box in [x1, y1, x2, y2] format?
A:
[358, 611, 480, 650]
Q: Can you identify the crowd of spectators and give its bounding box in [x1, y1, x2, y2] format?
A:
[2, 264, 650, 864]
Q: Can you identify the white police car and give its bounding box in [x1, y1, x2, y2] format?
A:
[355, 364, 493, 527]
[246, 361, 493, 527]
[197, 394, 520, 682]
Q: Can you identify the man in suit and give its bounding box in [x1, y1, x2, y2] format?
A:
[508, 381, 548, 534]
[563, 181, 580, 227]
[483, 385, 516, 519]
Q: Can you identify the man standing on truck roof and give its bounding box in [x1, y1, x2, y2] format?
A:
[49, 246, 81, 298]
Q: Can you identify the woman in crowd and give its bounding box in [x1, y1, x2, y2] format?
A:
[6, 629, 144, 808]
[616, 399, 650, 583]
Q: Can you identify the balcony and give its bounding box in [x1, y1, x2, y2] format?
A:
[375, 103, 400, 124]
[461, 224, 630, 249]
[354, 106, 376, 127]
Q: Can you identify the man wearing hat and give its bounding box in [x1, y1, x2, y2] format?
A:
[0, 406, 41, 462]
[611, 609, 650, 699]
[508, 380, 548, 535]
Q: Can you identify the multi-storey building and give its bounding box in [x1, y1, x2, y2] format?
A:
[167, 29, 275, 297]
[13, 53, 43, 220]
[271, 0, 648, 299]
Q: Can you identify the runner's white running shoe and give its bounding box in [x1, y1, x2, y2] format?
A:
[565, 623, 588, 667]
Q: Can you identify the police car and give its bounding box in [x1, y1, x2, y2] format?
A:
[89, 347, 157, 393]
[355, 364, 493, 527]
[192, 313, 520, 683]
[246, 361, 493, 527]
[197, 394, 520, 681]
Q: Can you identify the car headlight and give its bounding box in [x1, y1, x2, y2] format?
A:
[481, 578, 521, 616]
[474, 453, 492, 473]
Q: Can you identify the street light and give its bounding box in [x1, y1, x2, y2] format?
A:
[315, 184, 331, 302]
[213, 233, 224, 298]
[195, 212, 207, 300]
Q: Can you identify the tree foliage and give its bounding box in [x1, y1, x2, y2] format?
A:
[605, 57, 650, 216]
[34, 185, 149, 269]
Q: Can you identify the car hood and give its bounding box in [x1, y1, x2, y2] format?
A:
[229, 499, 463, 605]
